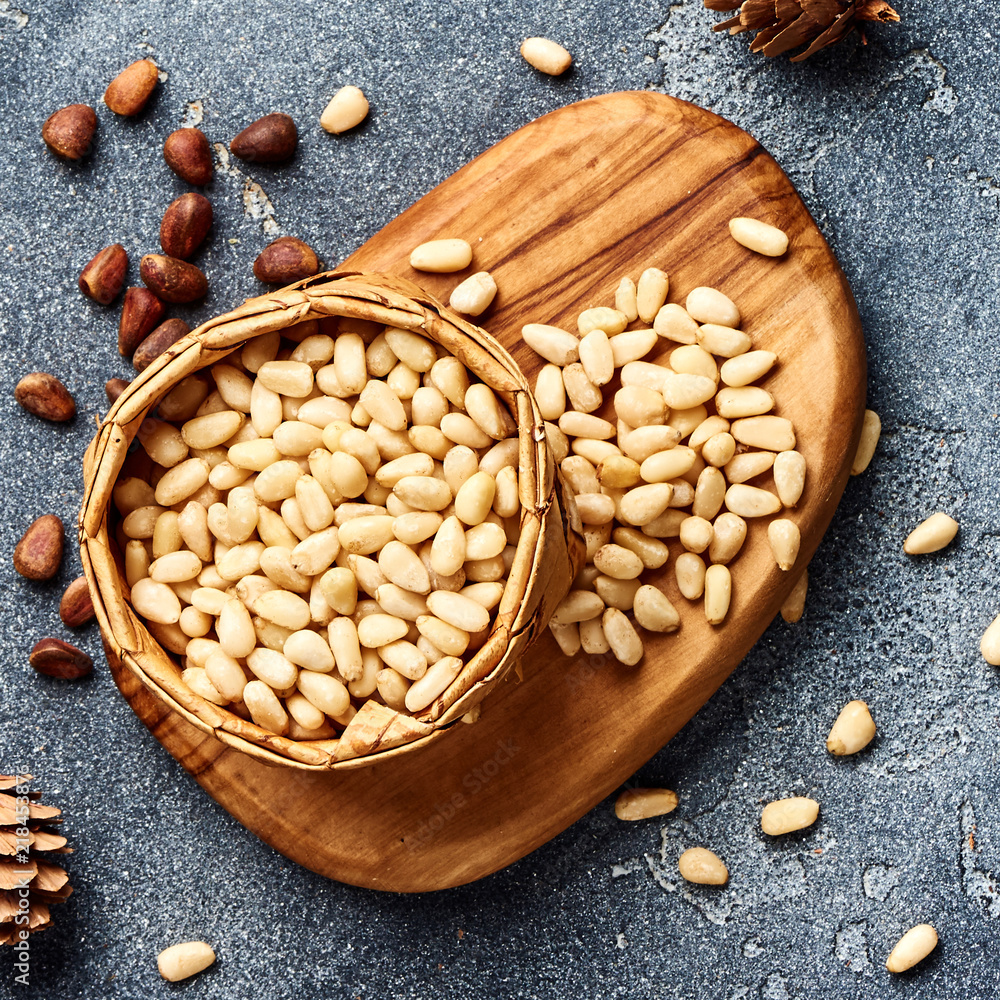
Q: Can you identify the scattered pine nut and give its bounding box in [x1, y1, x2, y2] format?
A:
[157, 941, 216, 982]
[614, 787, 678, 820]
[678, 847, 728, 885]
[449, 271, 497, 316]
[851, 409, 881, 475]
[320, 85, 369, 134]
[886, 924, 938, 973]
[780, 569, 808, 623]
[826, 700, 876, 756]
[903, 512, 958, 555]
[980, 614, 1000, 665]
[760, 796, 819, 836]
[728, 217, 789, 257]
[767, 519, 800, 571]
[409, 239, 473, 273]
[520, 37, 573, 76]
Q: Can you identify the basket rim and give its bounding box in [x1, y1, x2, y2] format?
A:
[80, 270, 583, 771]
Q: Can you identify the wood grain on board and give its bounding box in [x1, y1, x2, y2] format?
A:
[106, 91, 866, 892]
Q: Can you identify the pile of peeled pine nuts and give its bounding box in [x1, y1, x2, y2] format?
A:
[520, 219, 806, 666]
[116, 313, 523, 738]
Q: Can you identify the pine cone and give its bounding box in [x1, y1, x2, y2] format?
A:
[0, 776, 73, 946]
[704, 0, 899, 62]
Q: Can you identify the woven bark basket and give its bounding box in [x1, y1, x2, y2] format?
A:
[79, 271, 585, 771]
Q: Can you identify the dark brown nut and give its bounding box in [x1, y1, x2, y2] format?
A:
[79, 244, 128, 305]
[163, 128, 214, 185]
[60, 576, 96, 628]
[104, 59, 159, 116]
[13, 514, 64, 580]
[14, 373, 76, 422]
[42, 104, 97, 160]
[29, 638, 93, 680]
[253, 236, 322, 284]
[160, 193, 212, 260]
[133, 318, 190, 371]
[105, 378, 130, 404]
[140, 254, 208, 304]
[118, 287, 166, 356]
[230, 113, 298, 163]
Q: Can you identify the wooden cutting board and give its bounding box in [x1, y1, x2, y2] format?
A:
[106, 91, 865, 892]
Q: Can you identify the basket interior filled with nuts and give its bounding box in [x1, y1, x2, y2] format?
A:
[80, 271, 584, 770]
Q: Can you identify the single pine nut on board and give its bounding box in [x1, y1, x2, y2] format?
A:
[614, 787, 679, 821]
[520, 36, 573, 76]
[157, 941, 216, 982]
[826, 700, 876, 756]
[449, 272, 497, 316]
[678, 847, 728, 886]
[409, 239, 473, 273]
[760, 796, 819, 836]
[320, 85, 369, 133]
[886, 924, 939, 973]
[728, 217, 789, 257]
[903, 512, 958, 555]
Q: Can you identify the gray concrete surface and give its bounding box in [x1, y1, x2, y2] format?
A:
[1, 0, 998, 997]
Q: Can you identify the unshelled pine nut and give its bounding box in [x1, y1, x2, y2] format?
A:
[981, 614, 1000, 665]
[781, 569, 808, 623]
[157, 941, 216, 982]
[886, 924, 939, 974]
[704, 564, 731, 625]
[728, 217, 789, 257]
[633, 585, 679, 632]
[602, 608, 643, 665]
[903, 512, 958, 555]
[760, 797, 819, 836]
[678, 847, 728, 886]
[449, 272, 497, 316]
[320, 85, 369, 133]
[773, 450, 806, 507]
[851, 409, 881, 475]
[409, 238, 473, 273]
[826, 700, 876, 756]
[685, 287, 739, 328]
[768, 519, 800, 571]
[520, 36, 572, 75]
[614, 787, 678, 821]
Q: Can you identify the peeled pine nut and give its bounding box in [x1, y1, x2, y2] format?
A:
[534, 364, 566, 421]
[670, 344, 717, 381]
[598, 456, 641, 490]
[298, 668, 351, 716]
[685, 287, 739, 328]
[640, 446, 697, 483]
[696, 324, 751, 359]
[551, 589, 604, 626]
[579, 617, 610, 654]
[827, 700, 876, 756]
[678, 847, 728, 885]
[520, 36, 572, 75]
[675, 552, 706, 600]
[448, 271, 497, 316]
[549, 620, 581, 656]
[719, 350, 776, 387]
[602, 608, 643, 665]
[704, 564, 731, 624]
[577, 307, 628, 336]
[405, 655, 463, 712]
[701, 432, 736, 468]
[728, 217, 789, 257]
[725, 484, 781, 518]
[454, 471, 496, 525]
[562, 363, 603, 413]
[981, 614, 1000, 665]
[615, 276, 638, 321]
[522, 324, 580, 366]
[633, 585, 679, 632]
[886, 924, 939, 973]
[767, 519, 800, 571]
[781, 569, 808, 623]
[409, 238, 473, 273]
[653, 303, 699, 344]
[851, 409, 881, 475]
[320, 85, 369, 134]
[716, 386, 773, 418]
[609, 328, 658, 366]
[575, 493, 616, 525]
[773, 450, 806, 507]
[243, 679, 289, 735]
[426, 590, 491, 632]
[903, 512, 958, 555]
[593, 544, 644, 580]
[157, 941, 216, 982]
[760, 796, 819, 836]
[614, 787, 678, 821]
[634, 268, 669, 324]
[661, 374, 715, 410]
[576, 328, 613, 387]
[693, 467, 727, 521]
[131, 578, 182, 624]
[619, 484, 672, 526]
[731, 416, 795, 452]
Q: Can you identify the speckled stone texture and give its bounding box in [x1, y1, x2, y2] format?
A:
[0, 1, 998, 997]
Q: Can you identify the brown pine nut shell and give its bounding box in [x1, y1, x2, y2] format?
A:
[80, 271, 584, 770]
